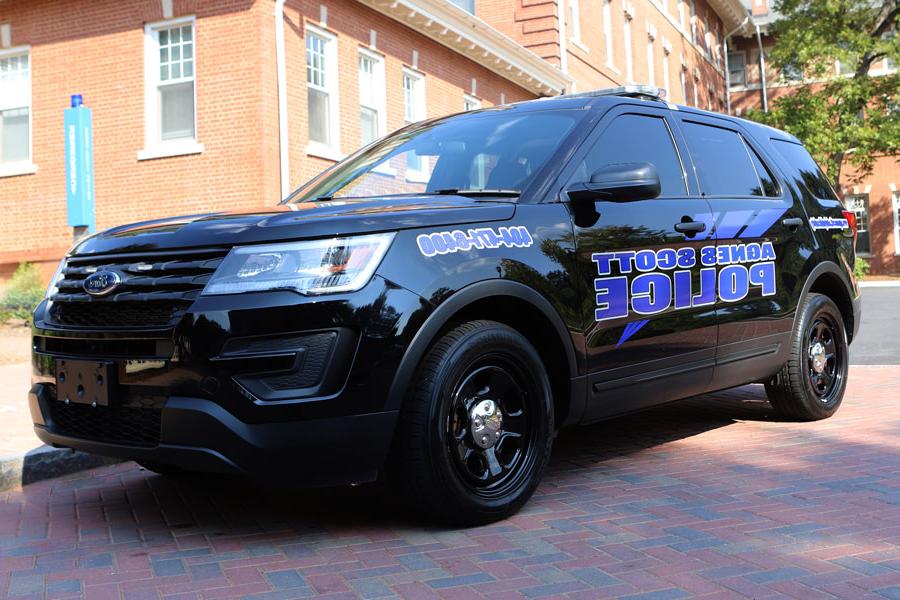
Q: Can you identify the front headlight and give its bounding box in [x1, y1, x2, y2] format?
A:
[202, 233, 395, 296]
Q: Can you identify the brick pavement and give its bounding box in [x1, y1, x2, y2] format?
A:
[2, 365, 900, 599]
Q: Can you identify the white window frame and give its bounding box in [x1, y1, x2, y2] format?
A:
[139, 16, 203, 161]
[402, 68, 427, 183]
[893, 191, 900, 255]
[463, 93, 482, 111]
[728, 50, 746, 87]
[603, 0, 616, 70]
[569, 0, 584, 49]
[357, 47, 386, 148]
[624, 11, 634, 83]
[0, 45, 35, 177]
[688, 0, 697, 45]
[305, 24, 341, 161]
[847, 193, 871, 256]
[680, 65, 688, 104]
[646, 32, 656, 87]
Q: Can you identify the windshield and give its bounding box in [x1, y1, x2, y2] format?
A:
[286, 108, 582, 202]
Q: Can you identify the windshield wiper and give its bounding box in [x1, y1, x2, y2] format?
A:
[429, 188, 521, 197]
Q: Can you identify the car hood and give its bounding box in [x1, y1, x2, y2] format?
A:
[71, 196, 516, 256]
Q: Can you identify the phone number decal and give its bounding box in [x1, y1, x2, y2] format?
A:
[417, 226, 534, 257]
[809, 217, 849, 231]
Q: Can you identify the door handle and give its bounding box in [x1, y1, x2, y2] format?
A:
[782, 217, 804, 230]
[674, 221, 707, 234]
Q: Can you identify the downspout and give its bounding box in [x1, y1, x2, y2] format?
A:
[557, 0, 569, 92]
[275, 0, 290, 199]
[755, 21, 768, 112]
[723, 16, 749, 115]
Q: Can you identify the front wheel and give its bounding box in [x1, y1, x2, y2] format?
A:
[765, 293, 849, 420]
[389, 320, 553, 525]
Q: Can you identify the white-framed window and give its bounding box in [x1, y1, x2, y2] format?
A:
[847, 194, 871, 254]
[306, 24, 340, 160]
[680, 65, 687, 103]
[140, 17, 202, 161]
[569, 0, 582, 46]
[678, 0, 686, 31]
[603, 0, 615, 69]
[624, 11, 634, 83]
[463, 94, 482, 111]
[728, 51, 746, 87]
[662, 49, 671, 96]
[402, 68, 427, 181]
[0, 47, 34, 177]
[893, 191, 900, 255]
[688, 0, 697, 45]
[358, 48, 386, 147]
[646, 33, 656, 87]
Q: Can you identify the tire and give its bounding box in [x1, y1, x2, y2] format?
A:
[389, 320, 554, 526]
[765, 293, 849, 420]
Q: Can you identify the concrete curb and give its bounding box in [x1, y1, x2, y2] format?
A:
[0, 445, 122, 492]
[859, 280, 900, 288]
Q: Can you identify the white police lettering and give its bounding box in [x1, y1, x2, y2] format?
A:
[809, 217, 849, 230]
[417, 226, 534, 257]
[592, 242, 777, 322]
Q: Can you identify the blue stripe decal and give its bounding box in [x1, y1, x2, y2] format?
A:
[616, 319, 649, 348]
[713, 210, 756, 239]
[739, 207, 788, 238]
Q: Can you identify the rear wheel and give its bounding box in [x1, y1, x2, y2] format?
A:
[765, 293, 848, 420]
[389, 320, 553, 525]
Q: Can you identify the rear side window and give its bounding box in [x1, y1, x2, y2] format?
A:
[681, 121, 769, 197]
[770, 139, 838, 201]
[574, 114, 687, 196]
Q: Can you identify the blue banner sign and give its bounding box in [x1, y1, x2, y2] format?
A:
[64, 95, 95, 232]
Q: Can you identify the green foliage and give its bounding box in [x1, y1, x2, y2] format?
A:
[745, 0, 899, 185]
[854, 256, 871, 280]
[0, 262, 45, 324]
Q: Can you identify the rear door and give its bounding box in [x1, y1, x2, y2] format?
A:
[559, 104, 718, 421]
[673, 114, 814, 387]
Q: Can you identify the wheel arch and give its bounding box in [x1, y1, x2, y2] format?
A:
[386, 280, 582, 426]
[799, 261, 857, 343]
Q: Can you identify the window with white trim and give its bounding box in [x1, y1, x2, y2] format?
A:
[847, 194, 871, 254]
[463, 94, 481, 111]
[728, 51, 746, 87]
[688, 0, 697, 45]
[402, 69, 426, 180]
[893, 191, 900, 255]
[142, 19, 200, 159]
[624, 11, 634, 83]
[603, 0, 615, 68]
[307, 26, 339, 156]
[0, 48, 31, 170]
[569, 0, 582, 45]
[646, 33, 656, 87]
[358, 49, 386, 147]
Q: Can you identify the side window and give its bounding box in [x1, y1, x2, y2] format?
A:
[746, 145, 779, 197]
[770, 139, 838, 201]
[575, 114, 687, 196]
[681, 121, 767, 197]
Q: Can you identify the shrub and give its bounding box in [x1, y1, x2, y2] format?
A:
[854, 256, 870, 281]
[1, 262, 45, 324]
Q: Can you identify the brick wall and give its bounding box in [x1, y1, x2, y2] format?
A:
[0, 0, 534, 285]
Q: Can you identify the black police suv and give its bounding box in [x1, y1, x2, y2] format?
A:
[31, 86, 861, 524]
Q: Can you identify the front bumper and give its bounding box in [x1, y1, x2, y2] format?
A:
[29, 276, 427, 485]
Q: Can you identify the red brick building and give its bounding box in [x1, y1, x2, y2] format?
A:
[727, 0, 899, 274]
[0, 0, 748, 286]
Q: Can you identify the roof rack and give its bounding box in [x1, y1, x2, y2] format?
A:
[558, 85, 667, 101]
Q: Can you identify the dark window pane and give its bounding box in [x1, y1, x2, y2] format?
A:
[682, 121, 763, 196]
[577, 114, 687, 196]
[747, 145, 779, 196]
[770, 139, 838, 201]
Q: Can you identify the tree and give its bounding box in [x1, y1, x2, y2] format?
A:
[746, 0, 899, 186]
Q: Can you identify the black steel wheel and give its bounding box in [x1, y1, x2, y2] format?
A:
[766, 293, 849, 420]
[389, 320, 553, 525]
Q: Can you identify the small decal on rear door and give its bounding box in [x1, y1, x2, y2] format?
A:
[809, 217, 849, 231]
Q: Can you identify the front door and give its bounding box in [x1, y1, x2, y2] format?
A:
[561, 106, 718, 421]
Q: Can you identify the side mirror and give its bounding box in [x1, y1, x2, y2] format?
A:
[565, 162, 661, 203]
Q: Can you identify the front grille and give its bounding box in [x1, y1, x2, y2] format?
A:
[48, 248, 227, 330]
[49, 402, 162, 447]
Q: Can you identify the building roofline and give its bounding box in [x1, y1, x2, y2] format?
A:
[709, 0, 753, 35]
[356, 0, 573, 96]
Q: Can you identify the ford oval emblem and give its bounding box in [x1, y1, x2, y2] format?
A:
[83, 270, 121, 297]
